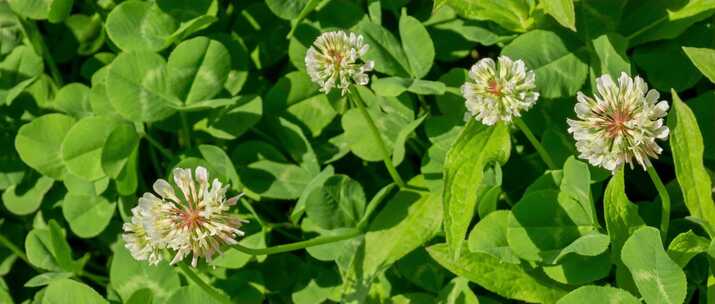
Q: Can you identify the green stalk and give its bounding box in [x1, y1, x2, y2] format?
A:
[143, 133, 174, 160]
[233, 228, 361, 255]
[19, 19, 63, 86]
[177, 262, 233, 304]
[0, 233, 29, 265]
[647, 165, 671, 239]
[348, 87, 405, 188]
[513, 118, 557, 170]
[179, 112, 193, 149]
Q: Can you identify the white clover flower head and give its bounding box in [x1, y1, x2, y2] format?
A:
[305, 30, 374, 95]
[567, 72, 670, 172]
[122, 166, 246, 267]
[462, 56, 539, 125]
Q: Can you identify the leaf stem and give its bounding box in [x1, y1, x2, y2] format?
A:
[647, 165, 670, 239]
[179, 112, 192, 149]
[143, 133, 174, 160]
[232, 228, 361, 255]
[348, 87, 405, 188]
[0, 233, 29, 265]
[177, 262, 233, 304]
[513, 118, 557, 170]
[19, 19, 63, 86]
[78, 271, 109, 285]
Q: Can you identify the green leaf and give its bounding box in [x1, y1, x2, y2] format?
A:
[343, 188, 442, 302]
[341, 101, 412, 162]
[428, 243, 571, 303]
[53, 83, 93, 118]
[668, 91, 715, 231]
[43, 279, 107, 304]
[101, 123, 139, 178]
[15, 113, 76, 180]
[683, 47, 715, 84]
[239, 160, 313, 200]
[437, 277, 479, 304]
[358, 20, 411, 78]
[291, 166, 334, 224]
[392, 114, 427, 165]
[542, 0, 576, 31]
[555, 286, 639, 304]
[61, 193, 115, 238]
[198, 144, 240, 191]
[105, 1, 177, 52]
[194, 95, 263, 140]
[285, 94, 338, 138]
[399, 12, 434, 79]
[24, 272, 74, 288]
[542, 253, 612, 285]
[0, 45, 43, 105]
[372, 77, 446, 97]
[167, 37, 230, 104]
[106, 51, 178, 122]
[667, 230, 710, 268]
[61, 116, 119, 181]
[589, 33, 631, 81]
[502, 30, 588, 98]
[261, 117, 320, 175]
[604, 169, 645, 261]
[46, 0, 72, 23]
[440, 0, 535, 32]
[126, 289, 154, 304]
[25, 222, 74, 272]
[2, 176, 53, 215]
[553, 233, 610, 263]
[305, 175, 366, 230]
[47, 220, 74, 272]
[110, 243, 180, 303]
[507, 190, 599, 264]
[166, 285, 224, 304]
[559, 156, 596, 222]
[443, 120, 511, 259]
[362, 188, 443, 275]
[467, 210, 519, 264]
[632, 28, 705, 92]
[621, 0, 715, 46]
[621, 226, 687, 304]
[266, 0, 310, 19]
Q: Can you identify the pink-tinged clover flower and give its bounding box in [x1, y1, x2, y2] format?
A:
[567, 72, 670, 172]
[122, 167, 245, 267]
[462, 56, 539, 125]
[305, 30, 374, 95]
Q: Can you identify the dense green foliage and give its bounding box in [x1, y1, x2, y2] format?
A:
[1, 0, 715, 303]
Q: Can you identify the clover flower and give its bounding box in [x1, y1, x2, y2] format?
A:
[122, 167, 245, 267]
[567, 73, 670, 172]
[305, 30, 374, 95]
[462, 56, 539, 125]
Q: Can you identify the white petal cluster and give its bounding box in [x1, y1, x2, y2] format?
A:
[305, 30, 374, 95]
[122, 167, 245, 267]
[462, 56, 539, 125]
[567, 73, 670, 172]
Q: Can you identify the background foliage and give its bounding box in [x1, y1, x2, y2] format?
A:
[1, 0, 715, 303]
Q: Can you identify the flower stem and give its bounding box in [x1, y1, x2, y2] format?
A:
[0, 233, 29, 265]
[348, 87, 405, 188]
[647, 165, 670, 239]
[179, 112, 192, 149]
[233, 228, 361, 255]
[143, 133, 174, 160]
[177, 262, 233, 304]
[514, 118, 557, 170]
